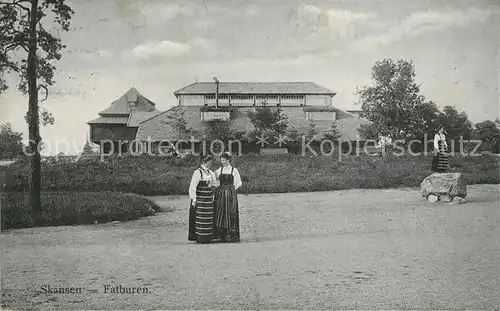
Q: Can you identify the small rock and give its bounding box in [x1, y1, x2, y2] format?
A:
[452, 196, 467, 204]
[440, 195, 452, 203]
[111, 221, 120, 224]
[94, 220, 98, 224]
[428, 195, 439, 203]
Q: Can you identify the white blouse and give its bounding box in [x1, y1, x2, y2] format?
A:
[188, 166, 216, 202]
[215, 165, 242, 190]
[434, 133, 448, 150]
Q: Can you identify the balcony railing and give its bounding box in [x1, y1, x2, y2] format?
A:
[204, 96, 305, 107]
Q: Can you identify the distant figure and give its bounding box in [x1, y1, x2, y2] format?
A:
[188, 155, 217, 244]
[213, 152, 242, 243]
[432, 126, 449, 172]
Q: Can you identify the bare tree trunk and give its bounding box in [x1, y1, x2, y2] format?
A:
[27, 0, 41, 220]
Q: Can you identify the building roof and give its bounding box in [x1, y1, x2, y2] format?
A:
[173, 82, 335, 96]
[99, 87, 158, 115]
[127, 111, 162, 127]
[87, 116, 129, 124]
[135, 105, 371, 142]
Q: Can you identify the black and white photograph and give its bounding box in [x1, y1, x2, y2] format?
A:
[1, 0, 499, 309]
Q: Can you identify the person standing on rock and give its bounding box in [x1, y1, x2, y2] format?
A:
[188, 155, 217, 244]
[432, 126, 449, 172]
[213, 152, 242, 243]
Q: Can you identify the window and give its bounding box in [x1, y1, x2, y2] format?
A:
[202, 111, 230, 121]
[307, 111, 336, 121]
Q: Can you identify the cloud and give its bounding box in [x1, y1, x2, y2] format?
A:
[351, 7, 491, 51]
[131, 40, 191, 59]
[125, 38, 218, 61]
[289, 4, 376, 36]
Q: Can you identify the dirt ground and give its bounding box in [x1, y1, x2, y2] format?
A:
[1, 185, 499, 310]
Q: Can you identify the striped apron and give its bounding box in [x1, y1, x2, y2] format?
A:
[437, 140, 449, 171]
[432, 139, 449, 172]
[188, 170, 214, 243]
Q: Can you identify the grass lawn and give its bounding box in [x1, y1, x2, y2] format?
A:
[1, 153, 498, 196]
[1, 191, 161, 230]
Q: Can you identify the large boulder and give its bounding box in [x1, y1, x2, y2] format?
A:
[421, 173, 467, 199]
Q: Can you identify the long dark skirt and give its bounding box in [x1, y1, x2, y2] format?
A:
[432, 141, 449, 172]
[188, 181, 214, 243]
[213, 185, 240, 243]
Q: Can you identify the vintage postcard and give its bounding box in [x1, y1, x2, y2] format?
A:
[1, 0, 499, 309]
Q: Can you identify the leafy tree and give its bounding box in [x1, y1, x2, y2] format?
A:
[206, 120, 231, 141]
[205, 119, 245, 154]
[356, 58, 430, 142]
[358, 123, 379, 140]
[474, 120, 500, 153]
[410, 101, 442, 137]
[0, 0, 74, 215]
[405, 101, 442, 151]
[247, 106, 289, 139]
[0, 123, 25, 159]
[439, 105, 474, 142]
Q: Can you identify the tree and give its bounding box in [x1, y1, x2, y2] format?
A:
[81, 139, 96, 154]
[474, 120, 500, 153]
[164, 109, 198, 138]
[1, 0, 74, 216]
[439, 105, 474, 142]
[205, 119, 245, 154]
[358, 123, 379, 140]
[323, 121, 341, 142]
[247, 106, 288, 146]
[356, 58, 431, 142]
[0, 123, 25, 159]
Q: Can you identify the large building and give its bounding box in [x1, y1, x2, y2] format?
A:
[87, 82, 370, 154]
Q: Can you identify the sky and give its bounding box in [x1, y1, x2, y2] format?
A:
[1, 0, 499, 155]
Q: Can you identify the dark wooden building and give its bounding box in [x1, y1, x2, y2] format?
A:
[87, 87, 160, 154]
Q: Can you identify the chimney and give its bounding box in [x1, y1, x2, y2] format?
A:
[213, 76, 219, 108]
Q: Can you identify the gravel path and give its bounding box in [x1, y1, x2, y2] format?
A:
[1, 185, 499, 310]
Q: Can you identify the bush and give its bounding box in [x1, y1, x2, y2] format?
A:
[0, 153, 498, 196]
[1, 191, 161, 230]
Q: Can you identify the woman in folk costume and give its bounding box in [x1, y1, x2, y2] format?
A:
[433, 126, 449, 172]
[213, 152, 242, 243]
[188, 155, 217, 244]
